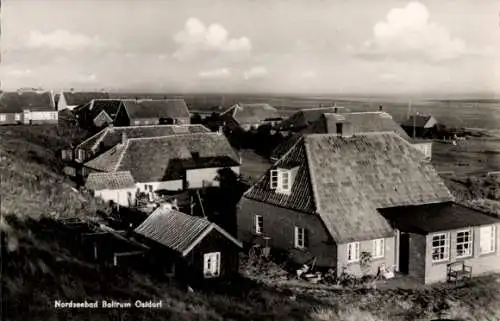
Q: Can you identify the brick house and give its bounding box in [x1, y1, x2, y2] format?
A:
[113, 99, 191, 126]
[271, 111, 432, 162]
[83, 132, 241, 198]
[134, 206, 243, 285]
[237, 132, 500, 283]
[221, 103, 283, 132]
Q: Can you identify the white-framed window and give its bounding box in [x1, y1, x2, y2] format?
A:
[372, 238, 385, 259]
[255, 215, 263, 235]
[281, 171, 291, 191]
[456, 229, 473, 258]
[14, 114, 21, 121]
[0, 114, 6, 121]
[270, 169, 278, 189]
[203, 252, 221, 278]
[134, 120, 140, 125]
[294, 226, 307, 249]
[347, 242, 360, 263]
[431, 233, 450, 263]
[77, 149, 85, 161]
[480, 225, 496, 255]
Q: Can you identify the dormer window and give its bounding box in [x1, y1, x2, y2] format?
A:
[270, 167, 298, 195]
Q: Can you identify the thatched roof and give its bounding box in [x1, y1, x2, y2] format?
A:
[0, 91, 54, 112]
[244, 132, 454, 243]
[59, 92, 110, 106]
[121, 99, 190, 120]
[134, 207, 242, 256]
[222, 103, 281, 125]
[84, 132, 240, 183]
[84, 171, 135, 191]
[381, 202, 500, 234]
[77, 124, 210, 153]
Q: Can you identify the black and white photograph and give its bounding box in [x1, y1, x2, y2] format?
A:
[1, 0, 500, 320]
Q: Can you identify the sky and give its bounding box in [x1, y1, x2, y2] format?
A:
[1, 0, 499, 96]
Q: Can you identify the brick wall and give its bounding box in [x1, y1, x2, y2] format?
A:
[237, 197, 337, 267]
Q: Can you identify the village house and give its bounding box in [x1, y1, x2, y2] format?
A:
[83, 132, 241, 199]
[74, 99, 123, 129]
[237, 132, 500, 284]
[113, 99, 191, 126]
[62, 124, 211, 165]
[133, 206, 243, 284]
[401, 114, 439, 139]
[56, 90, 110, 111]
[271, 111, 433, 162]
[221, 103, 283, 132]
[0, 91, 57, 125]
[278, 106, 345, 134]
[84, 171, 137, 207]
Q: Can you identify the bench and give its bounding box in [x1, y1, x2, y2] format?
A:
[447, 261, 472, 284]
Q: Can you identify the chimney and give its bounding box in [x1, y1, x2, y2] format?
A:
[379, 105, 383, 112]
[70, 88, 75, 93]
[334, 107, 338, 113]
[217, 125, 223, 135]
[121, 131, 127, 143]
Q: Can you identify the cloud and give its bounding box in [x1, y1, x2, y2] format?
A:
[356, 2, 473, 62]
[243, 66, 268, 80]
[25, 29, 103, 51]
[173, 18, 252, 61]
[5, 68, 32, 77]
[198, 68, 231, 79]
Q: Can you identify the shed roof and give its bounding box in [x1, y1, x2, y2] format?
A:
[121, 99, 190, 120]
[0, 91, 54, 112]
[84, 132, 240, 183]
[245, 132, 453, 243]
[134, 207, 242, 256]
[84, 171, 136, 191]
[380, 202, 500, 234]
[222, 103, 281, 125]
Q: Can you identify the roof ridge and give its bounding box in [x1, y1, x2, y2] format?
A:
[301, 106, 342, 111]
[77, 128, 108, 149]
[116, 124, 203, 129]
[113, 140, 130, 172]
[91, 127, 111, 150]
[125, 132, 217, 142]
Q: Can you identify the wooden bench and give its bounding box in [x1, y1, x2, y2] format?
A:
[447, 261, 472, 284]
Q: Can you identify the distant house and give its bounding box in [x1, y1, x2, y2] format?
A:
[84, 171, 137, 207]
[66, 124, 211, 164]
[74, 99, 123, 129]
[56, 90, 110, 111]
[134, 207, 242, 284]
[83, 132, 241, 197]
[221, 103, 283, 132]
[401, 114, 438, 138]
[113, 99, 191, 126]
[271, 111, 433, 162]
[0, 91, 57, 125]
[0, 95, 23, 125]
[278, 106, 344, 133]
[237, 132, 500, 283]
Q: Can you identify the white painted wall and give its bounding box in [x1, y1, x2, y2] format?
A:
[94, 187, 136, 207]
[24, 110, 58, 121]
[186, 166, 240, 189]
[412, 142, 432, 160]
[136, 180, 183, 193]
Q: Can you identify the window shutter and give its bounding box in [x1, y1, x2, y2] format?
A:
[294, 227, 299, 248]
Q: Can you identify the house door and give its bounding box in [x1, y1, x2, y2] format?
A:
[399, 233, 410, 274]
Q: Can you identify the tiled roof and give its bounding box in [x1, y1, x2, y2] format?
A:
[84, 132, 240, 183]
[121, 99, 190, 120]
[222, 103, 281, 125]
[84, 171, 136, 190]
[380, 202, 500, 234]
[271, 111, 411, 161]
[134, 207, 242, 256]
[279, 107, 341, 130]
[61, 92, 110, 106]
[401, 115, 434, 128]
[0, 91, 54, 112]
[245, 132, 454, 243]
[77, 124, 210, 153]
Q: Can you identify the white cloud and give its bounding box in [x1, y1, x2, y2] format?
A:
[6, 68, 32, 77]
[243, 66, 268, 80]
[358, 2, 471, 61]
[26, 29, 103, 51]
[173, 18, 252, 61]
[198, 68, 231, 79]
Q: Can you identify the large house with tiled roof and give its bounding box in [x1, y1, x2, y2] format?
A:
[271, 111, 433, 162]
[134, 206, 242, 283]
[113, 99, 191, 126]
[221, 103, 283, 132]
[84, 132, 240, 198]
[237, 132, 500, 284]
